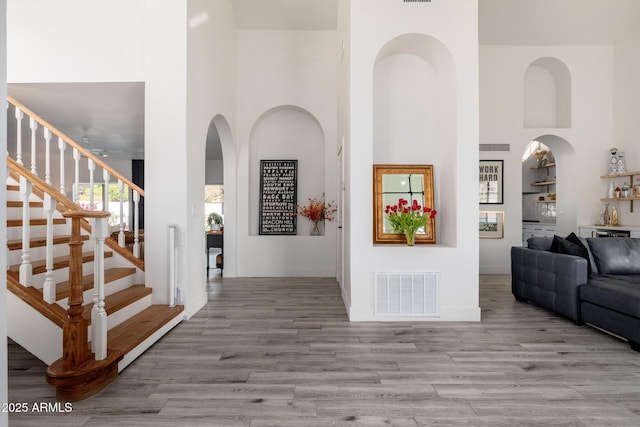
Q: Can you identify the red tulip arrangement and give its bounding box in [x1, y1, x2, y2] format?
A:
[385, 198, 437, 245]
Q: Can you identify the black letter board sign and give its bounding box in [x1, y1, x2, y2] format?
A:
[259, 160, 297, 235]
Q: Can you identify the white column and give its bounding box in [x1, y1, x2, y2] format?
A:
[19, 176, 32, 286]
[58, 137, 66, 194]
[15, 108, 24, 165]
[29, 117, 38, 175]
[118, 180, 125, 247]
[73, 148, 80, 203]
[91, 216, 108, 361]
[44, 128, 52, 185]
[42, 195, 57, 303]
[88, 159, 95, 210]
[133, 191, 140, 258]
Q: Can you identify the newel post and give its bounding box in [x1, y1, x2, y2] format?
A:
[60, 210, 110, 370]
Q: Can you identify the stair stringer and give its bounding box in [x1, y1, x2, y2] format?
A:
[6, 291, 62, 365]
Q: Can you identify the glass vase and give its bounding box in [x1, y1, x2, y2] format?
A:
[404, 231, 416, 246]
[310, 220, 322, 236]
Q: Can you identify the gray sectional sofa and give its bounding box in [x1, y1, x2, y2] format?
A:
[511, 236, 640, 351]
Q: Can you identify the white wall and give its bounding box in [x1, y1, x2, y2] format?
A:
[480, 45, 616, 273]
[236, 29, 338, 277]
[7, 0, 144, 82]
[614, 24, 640, 203]
[345, 0, 480, 321]
[205, 160, 224, 185]
[184, 0, 237, 289]
[1, 0, 9, 422]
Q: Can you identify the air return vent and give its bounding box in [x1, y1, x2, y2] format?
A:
[375, 272, 439, 317]
[403, 0, 431, 2]
[480, 144, 510, 152]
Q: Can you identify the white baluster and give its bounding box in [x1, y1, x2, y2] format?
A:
[92, 215, 109, 361]
[58, 137, 66, 194]
[15, 108, 24, 165]
[118, 180, 125, 247]
[44, 128, 52, 185]
[19, 176, 32, 285]
[42, 195, 57, 303]
[29, 117, 38, 175]
[88, 159, 95, 210]
[103, 169, 110, 214]
[73, 148, 80, 203]
[133, 191, 141, 258]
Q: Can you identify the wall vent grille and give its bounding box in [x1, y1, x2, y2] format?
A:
[403, 0, 431, 2]
[480, 144, 510, 152]
[375, 272, 439, 317]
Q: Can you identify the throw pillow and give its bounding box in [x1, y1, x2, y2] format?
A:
[552, 233, 592, 275]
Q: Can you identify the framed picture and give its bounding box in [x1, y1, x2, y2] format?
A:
[479, 211, 504, 239]
[373, 164, 436, 244]
[258, 160, 297, 235]
[479, 160, 503, 204]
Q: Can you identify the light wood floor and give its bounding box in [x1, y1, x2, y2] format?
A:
[7, 275, 640, 426]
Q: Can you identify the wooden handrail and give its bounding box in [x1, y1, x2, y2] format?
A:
[7, 95, 145, 196]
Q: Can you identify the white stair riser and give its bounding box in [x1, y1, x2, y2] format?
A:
[56, 273, 137, 307]
[20, 258, 117, 289]
[7, 224, 72, 241]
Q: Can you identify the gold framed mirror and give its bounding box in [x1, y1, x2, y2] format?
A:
[373, 164, 436, 244]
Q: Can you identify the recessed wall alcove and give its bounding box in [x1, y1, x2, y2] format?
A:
[524, 57, 572, 128]
[373, 34, 457, 246]
[249, 106, 326, 236]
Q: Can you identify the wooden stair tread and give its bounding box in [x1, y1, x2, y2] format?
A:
[7, 251, 113, 277]
[82, 285, 152, 322]
[7, 218, 67, 227]
[7, 184, 20, 191]
[7, 200, 44, 208]
[52, 267, 137, 301]
[108, 305, 184, 354]
[7, 234, 89, 251]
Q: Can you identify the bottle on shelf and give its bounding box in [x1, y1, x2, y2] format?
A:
[603, 203, 610, 225]
[611, 203, 619, 226]
[634, 179, 640, 197]
[608, 182, 615, 198]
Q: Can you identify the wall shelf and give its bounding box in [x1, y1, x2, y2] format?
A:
[600, 171, 640, 213]
[531, 180, 556, 186]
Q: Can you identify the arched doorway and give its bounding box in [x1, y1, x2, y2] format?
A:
[205, 115, 235, 278]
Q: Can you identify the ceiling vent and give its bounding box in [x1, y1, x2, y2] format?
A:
[403, 0, 431, 2]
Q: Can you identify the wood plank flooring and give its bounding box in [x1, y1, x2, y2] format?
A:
[7, 275, 640, 426]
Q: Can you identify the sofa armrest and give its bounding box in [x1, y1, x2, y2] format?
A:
[511, 246, 588, 322]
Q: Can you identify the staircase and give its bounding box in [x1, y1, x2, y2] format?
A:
[5, 96, 184, 401]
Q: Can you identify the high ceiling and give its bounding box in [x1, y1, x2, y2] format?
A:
[8, 0, 640, 163]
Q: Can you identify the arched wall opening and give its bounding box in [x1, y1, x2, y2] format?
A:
[205, 114, 236, 277]
[521, 134, 577, 236]
[524, 57, 572, 128]
[248, 106, 326, 236]
[373, 33, 457, 246]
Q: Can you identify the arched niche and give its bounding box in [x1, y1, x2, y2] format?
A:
[373, 33, 457, 246]
[249, 106, 326, 236]
[524, 57, 572, 128]
[521, 135, 577, 236]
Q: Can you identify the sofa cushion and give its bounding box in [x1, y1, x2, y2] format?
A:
[580, 275, 640, 318]
[527, 236, 553, 251]
[551, 233, 592, 275]
[587, 237, 640, 275]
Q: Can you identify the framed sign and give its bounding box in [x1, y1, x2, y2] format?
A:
[259, 160, 297, 235]
[479, 211, 504, 239]
[479, 160, 503, 204]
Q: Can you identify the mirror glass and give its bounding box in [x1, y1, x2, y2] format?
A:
[373, 165, 435, 244]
